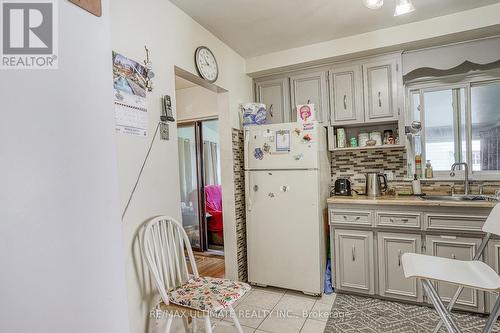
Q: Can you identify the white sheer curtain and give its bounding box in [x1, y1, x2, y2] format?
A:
[203, 140, 220, 185]
[178, 138, 196, 203]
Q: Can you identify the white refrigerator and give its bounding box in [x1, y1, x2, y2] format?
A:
[244, 122, 330, 295]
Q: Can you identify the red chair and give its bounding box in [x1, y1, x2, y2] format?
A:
[204, 185, 223, 245]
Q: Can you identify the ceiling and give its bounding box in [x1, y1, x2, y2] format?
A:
[170, 0, 500, 58]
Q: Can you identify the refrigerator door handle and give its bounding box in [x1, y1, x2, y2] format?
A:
[244, 128, 250, 165]
[246, 173, 253, 212]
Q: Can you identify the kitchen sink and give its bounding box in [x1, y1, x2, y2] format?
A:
[421, 195, 497, 202]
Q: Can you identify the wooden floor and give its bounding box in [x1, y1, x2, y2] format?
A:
[193, 252, 225, 278]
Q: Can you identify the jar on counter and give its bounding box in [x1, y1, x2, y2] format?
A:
[336, 128, 346, 148]
[358, 132, 369, 147]
[369, 131, 382, 146]
[350, 137, 358, 148]
[383, 130, 393, 144]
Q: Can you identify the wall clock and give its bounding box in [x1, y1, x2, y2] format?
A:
[195, 46, 219, 83]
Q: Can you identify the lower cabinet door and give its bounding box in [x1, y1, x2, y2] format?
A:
[426, 235, 484, 313]
[378, 232, 422, 302]
[487, 239, 500, 313]
[334, 229, 374, 294]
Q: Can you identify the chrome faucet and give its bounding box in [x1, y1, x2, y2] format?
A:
[450, 162, 470, 195]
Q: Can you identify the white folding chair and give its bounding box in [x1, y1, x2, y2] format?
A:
[142, 216, 250, 333]
[402, 203, 500, 333]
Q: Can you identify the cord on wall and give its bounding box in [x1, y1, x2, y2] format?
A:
[121, 121, 161, 220]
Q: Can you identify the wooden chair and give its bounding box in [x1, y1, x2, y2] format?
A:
[142, 216, 250, 332]
[402, 204, 500, 333]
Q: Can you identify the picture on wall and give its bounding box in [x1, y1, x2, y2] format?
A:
[112, 51, 148, 137]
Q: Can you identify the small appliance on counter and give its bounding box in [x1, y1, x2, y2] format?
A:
[334, 178, 352, 196]
[365, 172, 388, 197]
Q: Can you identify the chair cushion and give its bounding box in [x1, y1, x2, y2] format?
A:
[168, 276, 251, 313]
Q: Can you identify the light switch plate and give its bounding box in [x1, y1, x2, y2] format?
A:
[385, 171, 394, 181]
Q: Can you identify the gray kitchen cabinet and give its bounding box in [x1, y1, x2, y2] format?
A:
[329, 65, 364, 125]
[425, 235, 484, 313]
[378, 232, 422, 302]
[362, 57, 400, 123]
[290, 71, 329, 123]
[334, 229, 374, 295]
[329, 201, 494, 314]
[255, 77, 291, 124]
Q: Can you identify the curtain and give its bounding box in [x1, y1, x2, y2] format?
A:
[480, 126, 500, 171]
[203, 140, 220, 185]
[178, 138, 196, 203]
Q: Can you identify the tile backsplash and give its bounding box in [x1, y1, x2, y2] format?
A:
[330, 147, 500, 194]
[330, 148, 407, 191]
[232, 129, 247, 282]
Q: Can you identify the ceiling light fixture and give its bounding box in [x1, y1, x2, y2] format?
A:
[394, 0, 416, 16]
[363, 0, 384, 10]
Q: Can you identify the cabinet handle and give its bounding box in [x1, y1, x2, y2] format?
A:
[401, 218, 409, 223]
[269, 104, 274, 117]
[355, 216, 360, 221]
[398, 250, 402, 266]
[343, 215, 348, 219]
[378, 92, 382, 107]
[352, 245, 356, 261]
[343, 95, 347, 110]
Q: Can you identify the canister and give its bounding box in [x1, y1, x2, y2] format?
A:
[336, 128, 346, 148]
[358, 132, 369, 147]
[369, 131, 382, 146]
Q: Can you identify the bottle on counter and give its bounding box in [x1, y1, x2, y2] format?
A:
[415, 154, 422, 179]
[412, 174, 422, 195]
[425, 160, 434, 179]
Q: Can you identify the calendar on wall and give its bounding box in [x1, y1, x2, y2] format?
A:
[112, 52, 148, 137]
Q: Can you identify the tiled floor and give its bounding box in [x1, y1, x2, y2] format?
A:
[164, 286, 335, 333]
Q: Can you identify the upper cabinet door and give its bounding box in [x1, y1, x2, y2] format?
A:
[255, 78, 291, 124]
[329, 65, 364, 125]
[363, 58, 400, 123]
[290, 71, 329, 123]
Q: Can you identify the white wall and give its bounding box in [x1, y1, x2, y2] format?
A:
[0, 1, 129, 333]
[109, 1, 252, 332]
[176, 85, 219, 122]
[246, 3, 500, 74]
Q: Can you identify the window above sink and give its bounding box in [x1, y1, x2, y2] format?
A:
[406, 71, 500, 180]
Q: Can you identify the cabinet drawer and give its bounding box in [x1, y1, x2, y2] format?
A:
[425, 212, 488, 232]
[330, 209, 372, 226]
[376, 211, 421, 229]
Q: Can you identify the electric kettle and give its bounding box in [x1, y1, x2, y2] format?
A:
[365, 172, 388, 197]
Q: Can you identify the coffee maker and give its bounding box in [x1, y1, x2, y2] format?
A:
[334, 178, 352, 196]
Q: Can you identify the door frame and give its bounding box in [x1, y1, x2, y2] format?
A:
[178, 117, 219, 252]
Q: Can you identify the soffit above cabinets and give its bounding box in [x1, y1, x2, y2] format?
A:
[169, 0, 500, 58]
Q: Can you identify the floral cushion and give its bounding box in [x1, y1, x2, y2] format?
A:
[167, 276, 251, 313]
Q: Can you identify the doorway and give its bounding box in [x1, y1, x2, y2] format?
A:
[175, 74, 224, 258]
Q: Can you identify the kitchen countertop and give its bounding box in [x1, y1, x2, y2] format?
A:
[327, 194, 498, 208]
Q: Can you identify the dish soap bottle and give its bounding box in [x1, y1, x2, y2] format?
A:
[425, 160, 434, 179]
